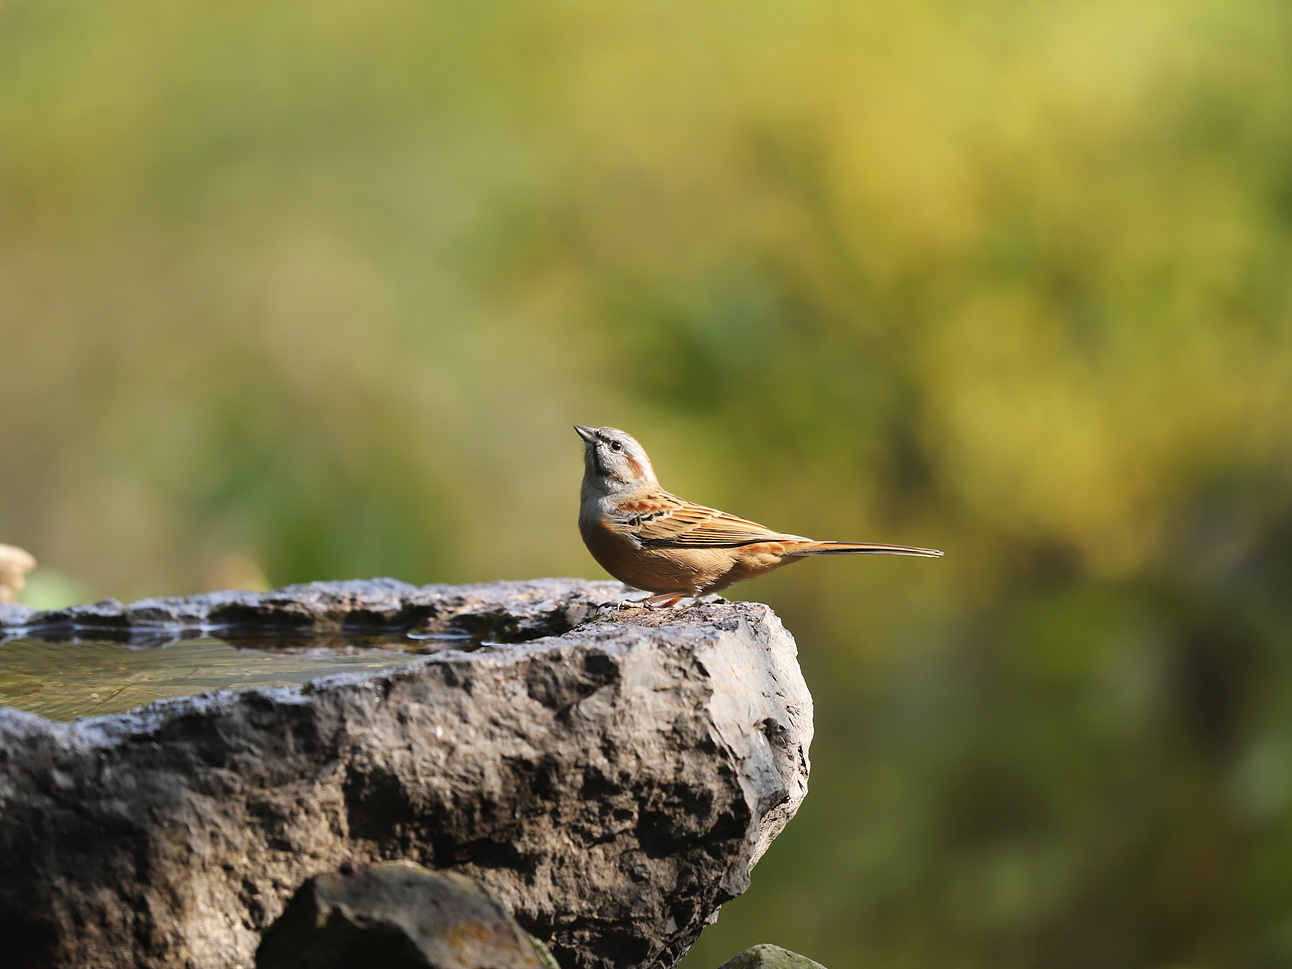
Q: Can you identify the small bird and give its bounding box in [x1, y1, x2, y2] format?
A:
[575, 425, 942, 607]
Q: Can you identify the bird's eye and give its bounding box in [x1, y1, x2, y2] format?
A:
[609, 441, 623, 452]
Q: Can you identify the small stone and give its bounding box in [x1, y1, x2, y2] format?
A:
[0, 544, 36, 603]
[716, 944, 828, 969]
[256, 861, 553, 969]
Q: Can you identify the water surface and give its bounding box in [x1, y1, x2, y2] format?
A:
[0, 634, 447, 722]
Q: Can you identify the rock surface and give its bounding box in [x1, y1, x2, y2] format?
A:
[715, 945, 827, 969]
[0, 579, 812, 969]
[256, 860, 556, 969]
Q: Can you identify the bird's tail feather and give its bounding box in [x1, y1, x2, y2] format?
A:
[790, 541, 943, 558]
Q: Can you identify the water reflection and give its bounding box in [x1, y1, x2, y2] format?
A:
[0, 632, 466, 722]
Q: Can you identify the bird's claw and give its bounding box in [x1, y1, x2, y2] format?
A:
[595, 597, 645, 614]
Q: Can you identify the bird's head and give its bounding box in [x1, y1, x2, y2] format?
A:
[574, 425, 659, 494]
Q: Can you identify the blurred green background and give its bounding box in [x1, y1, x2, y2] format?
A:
[3, 1, 1291, 966]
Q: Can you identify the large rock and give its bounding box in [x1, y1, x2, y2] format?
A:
[0, 579, 812, 969]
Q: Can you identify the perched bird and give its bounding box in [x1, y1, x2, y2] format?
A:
[575, 425, 942, 607]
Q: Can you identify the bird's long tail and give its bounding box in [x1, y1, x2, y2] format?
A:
[789, 541, 943, 558]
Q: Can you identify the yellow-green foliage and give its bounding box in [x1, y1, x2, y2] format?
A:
[2, 2, 1290, 967]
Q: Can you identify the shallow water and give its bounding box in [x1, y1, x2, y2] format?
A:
[0, 633, 457, 722]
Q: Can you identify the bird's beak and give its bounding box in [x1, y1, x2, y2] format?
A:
[573, 425, 597, 443]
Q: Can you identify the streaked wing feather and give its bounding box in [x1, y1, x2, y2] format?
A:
[616, 494, 808, 548]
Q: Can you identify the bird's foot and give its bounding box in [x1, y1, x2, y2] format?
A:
[595, 591, 715, 612]
[595, 593, 688, 612]
[639, 592, 695, 609]
[595, 596, 648, 613]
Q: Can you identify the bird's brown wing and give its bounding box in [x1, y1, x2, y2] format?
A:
[610, 492, 810, 548]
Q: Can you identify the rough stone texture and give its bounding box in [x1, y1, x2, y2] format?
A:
[0, 576, 606, 646]
[715, 945, 827, 969]
[0, 579, 812, 969]
[256, 860, 554, 969]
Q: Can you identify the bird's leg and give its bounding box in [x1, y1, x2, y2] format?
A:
[594, 591, 696, 611]
[640, 592, 691, 608]
[595, 594, 649, 613]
